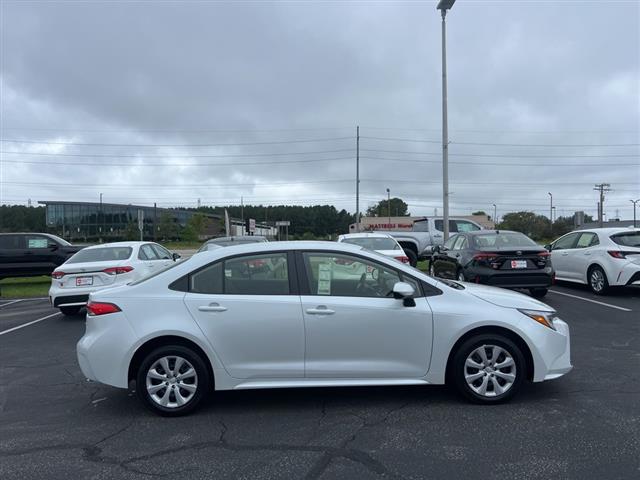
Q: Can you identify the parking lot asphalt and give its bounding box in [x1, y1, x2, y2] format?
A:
[0, 285, 638, 480]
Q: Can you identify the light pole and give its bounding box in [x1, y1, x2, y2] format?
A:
[631, 199, 640, 228]
[492, 204, 497, 229]
[437, 0, 456, 241]
[386, 188, 391, 226]
[548, 192, 553, 236]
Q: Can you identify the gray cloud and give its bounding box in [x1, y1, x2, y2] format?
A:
[1, 0, 638, 221]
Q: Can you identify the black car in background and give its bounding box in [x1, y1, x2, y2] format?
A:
[0, 233, 85, 280]
[429, 230, 554, 298]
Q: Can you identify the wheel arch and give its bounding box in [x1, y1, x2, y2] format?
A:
[128, 335, 215, 388]
[445, 326, 534, 382]
[586, 262, 608, 283]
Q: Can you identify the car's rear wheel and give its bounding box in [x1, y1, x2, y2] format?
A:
[451, 334, 525, 404]
[136, 345, 210, 416]
[588, 265, 609, 295]
[529, 288, 548, 298]
[59, 306, 81, 316]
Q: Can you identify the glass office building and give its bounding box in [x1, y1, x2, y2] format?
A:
[40, 201, 213, 241]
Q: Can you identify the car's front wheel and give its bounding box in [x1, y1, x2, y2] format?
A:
[451, 334, 525, 404]
[529, 288, 548, 298]
[136, 345, 210, 416]
[59, 306, 81, 316]
[405, 249, 418, 267]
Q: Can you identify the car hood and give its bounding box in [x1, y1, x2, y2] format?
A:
[456, 281, 554, 311]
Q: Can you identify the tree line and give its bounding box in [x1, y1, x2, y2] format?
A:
[0, 202, 590, 243]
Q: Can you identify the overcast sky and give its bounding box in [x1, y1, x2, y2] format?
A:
[1, 0, 638, 222]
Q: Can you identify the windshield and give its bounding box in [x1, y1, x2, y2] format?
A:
[66, 246, 132, 263]
[610, 232, 640, 247]
[342, 237, 400, 250]
[473, 233, 537, 248]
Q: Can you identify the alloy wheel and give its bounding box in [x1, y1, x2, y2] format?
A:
[590, 269, 605, 292]
[464, 344, 516, 397]
[146, 355, 198, 408]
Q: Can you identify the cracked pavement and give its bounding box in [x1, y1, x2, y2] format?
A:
[1, 286, 639, 479]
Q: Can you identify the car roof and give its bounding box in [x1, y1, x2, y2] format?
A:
[205, 236, 266, 242]
[339, 233, 395, 239]
[82, 241, 149, 250]
[576, 227, 640, 234]
[197, 240, 363, 256]
[465, 230, 519, 236]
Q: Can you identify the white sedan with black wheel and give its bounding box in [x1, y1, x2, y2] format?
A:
[77, 241, 572, 416]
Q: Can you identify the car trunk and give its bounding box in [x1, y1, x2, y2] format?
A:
[54, 260, 131, 289]
[475, 247, 548, 271]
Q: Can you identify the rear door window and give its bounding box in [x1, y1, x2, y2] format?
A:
[151, 244, 173, 260]
[0, 235, 24, 249]
[224, 253, 289, 295]
[139, 244, 159, 260]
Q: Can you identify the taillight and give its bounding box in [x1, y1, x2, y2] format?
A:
[607, 251, 626, 259]
[86, 301, 121, 316]
[537, 251, 550, 258]
[473, 253, 498, 261]
[52, 271, 66, 279]
[103, 266, 134, 275]
[395, 256, 410, 264]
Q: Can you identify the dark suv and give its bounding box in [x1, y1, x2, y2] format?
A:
[0, 233, 85, 280]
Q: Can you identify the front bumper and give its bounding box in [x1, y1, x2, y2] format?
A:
[529, 318, 572, 382]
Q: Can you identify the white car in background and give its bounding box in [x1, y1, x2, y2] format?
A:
[337, 233, 410, 264]
[50, 241, 180, 315]
[77, 241, 571, 416]
[548, 227, 640, 294]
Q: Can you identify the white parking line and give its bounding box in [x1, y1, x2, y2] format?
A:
[548, 290, 632, 312]
[0, 312, 61, 336]
[0, 299, 24, 308]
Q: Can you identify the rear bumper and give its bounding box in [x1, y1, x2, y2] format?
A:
[53, 294, 90, 307]
[464, 266, 554, 288]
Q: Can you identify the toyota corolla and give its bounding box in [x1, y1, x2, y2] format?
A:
[77, 241, 572, 416]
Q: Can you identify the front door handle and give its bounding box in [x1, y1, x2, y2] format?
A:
[561, 252, 568, 256]
[306, 307, 335, 315]
[198, 303, 227, 313]
[584, 252, 591, 256]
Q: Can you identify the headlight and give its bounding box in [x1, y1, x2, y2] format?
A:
[518, 309, 557, 330]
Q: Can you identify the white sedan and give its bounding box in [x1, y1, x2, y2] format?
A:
[77, 241, 572, 416]
[548, 227, 640, 294]
[50, 241, 179, 315]
[337, 232, 410, 264]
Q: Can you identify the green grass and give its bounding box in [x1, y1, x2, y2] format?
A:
[0, 276, 51, 299]
[162, 241, 202, 250]
[416, 260, 430, 273]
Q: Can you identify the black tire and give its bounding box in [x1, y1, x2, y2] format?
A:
[405, 249, 418, 267]
[136, 345, 211, 416]
[429, 261, 437, 277]
[529, 288, 548, 298]
[588, 265, 609, 295]
[59, 306, 81, 316]
[451, 334, 525, 404]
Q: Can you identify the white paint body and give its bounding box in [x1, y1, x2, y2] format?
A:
[550, 228, 640, 287]
[77, 241, 572, 393]
[337, 232, 407, 262]
[50, 241, 176, 308]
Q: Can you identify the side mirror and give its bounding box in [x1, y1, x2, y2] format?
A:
[172, 252, 181, 261]
[392, 282, 416, 307]
[48, 243, 59, 250]
[544, 244, 552, 251]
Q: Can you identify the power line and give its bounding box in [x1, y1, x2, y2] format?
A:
[0, 136, 352, 147]
[360, 148, 640, 158]
[361, 136, 640, 147]
[0, 149, 353, 159]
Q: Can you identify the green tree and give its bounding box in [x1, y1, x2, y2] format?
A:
[157, 212, 177, 240]
[183, 213, 207, 241]
[124, 220, 139, 240]
[498, 211, 550, 241]
[472, 210, 486, 216]
[365, 198, 409, 217]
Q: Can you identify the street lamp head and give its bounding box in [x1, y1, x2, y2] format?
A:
[436, 0, 456, 10]
[386, 188, 390, 194]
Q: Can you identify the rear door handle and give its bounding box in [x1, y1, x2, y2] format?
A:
[306, 307, 335, 315]
[198, 303, 227, 312]
[561, 253, 568, 256]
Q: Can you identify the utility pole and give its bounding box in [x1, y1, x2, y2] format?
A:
[386, 188, 391, 226]
[439, 4, 451, 242]
[241, 196, 244, 224]
[594, 183, 611, 227]
[631, 199, 639, 228]
[356, 125, 360, 232]
[547, 192, 553, 236]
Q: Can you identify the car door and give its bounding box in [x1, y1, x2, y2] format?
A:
[433, 235, 459, 278]
[298, 251, 433, 378]
[444, 235, 468, 279]
[569, 232, 600, 282]
[0, 234, 26, 277]
[183, 251, 304, 379]
[150, 243, 176, 268]
[138, 244, 162, 276]
[550, 232, 580, 280]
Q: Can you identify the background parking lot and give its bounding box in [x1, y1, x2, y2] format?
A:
[1, 284, 638, 480]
